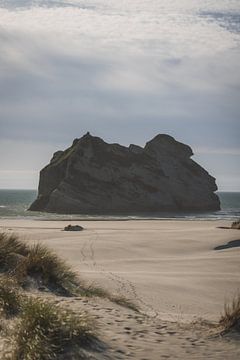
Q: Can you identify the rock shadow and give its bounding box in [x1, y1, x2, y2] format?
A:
[214, 239, 240, 251]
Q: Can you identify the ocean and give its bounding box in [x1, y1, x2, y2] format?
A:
[0, 189, 239, 221]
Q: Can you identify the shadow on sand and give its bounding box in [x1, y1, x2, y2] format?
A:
[214, 239, 240, 251]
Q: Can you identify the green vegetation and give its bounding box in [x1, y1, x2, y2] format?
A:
[0, 276, 22, 317]
[0, 233, 79, 295]
[0, 233, 138, 310]
[9, 297, 95, 360]
[219, 294, 240, 333]
[0, 279, 96, 360]
[16, 243, 79, 295]
[0, 232, 139, 359]
[0, 233, 29, 272]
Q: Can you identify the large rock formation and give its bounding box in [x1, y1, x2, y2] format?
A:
[29, 133, 220, 214]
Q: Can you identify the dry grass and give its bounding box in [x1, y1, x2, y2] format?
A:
[219, 294, 240, 333]
[0, 233, 81, 295]
[0, 233, 29, 272]
[14, 243, 80, 295]
[0, 276, 22, 317]
[0, 233, 28, 257]
[7, 297, 95, 360]
[109, 294, 139, 312]
[0, 286, 97, 360]
[0, 272, 97, 360]
[0, 233, 138, 311]
[0, 233, 139, 359]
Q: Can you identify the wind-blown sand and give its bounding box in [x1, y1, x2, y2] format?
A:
[0, 219, 239, 359]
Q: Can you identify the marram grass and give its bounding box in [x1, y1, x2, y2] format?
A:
[0, 233, 138, 311]
[219, 294, 240, 333]
[0, 233, 29, 272]
[0, 276, 22, 317]
[0, 233, 80, 295]
[15, 243, 80, 295]
[0, 233, 139, 359]
[8, 297, 95, 360]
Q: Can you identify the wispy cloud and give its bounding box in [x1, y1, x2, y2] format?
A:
[0, 1, 239, 55]
[0, 0, 239, 190]
[199, 11, 240, 34]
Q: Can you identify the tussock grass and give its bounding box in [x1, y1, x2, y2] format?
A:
[0, 233, 29, 257]
[8, 297, 95, 360]
[0, 233, 138, 311]
[15, 244, 80, 295]
[0, 233, 29, 272]
[0, 233, 138, 359]
[0, 276, 22, 317]
[219, 294, 240, 333]
[0, 233, 79, 295]
[0, 274, 97, 360]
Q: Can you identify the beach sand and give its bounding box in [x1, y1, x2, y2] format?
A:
[0, 219, 239, 359]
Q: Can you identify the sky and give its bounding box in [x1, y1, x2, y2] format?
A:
[0, 0, 239, 191]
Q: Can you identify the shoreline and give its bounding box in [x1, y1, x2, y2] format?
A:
[0, 215, 238, 222]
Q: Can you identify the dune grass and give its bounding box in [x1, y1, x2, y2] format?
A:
[0, 281, 97, 360]
[109, 295, 139, 312]
[0, 233, 138, 311]
[15, 243, 80, 295]
[0, 233, 29, 257]
[0, 276, 22, 317]
[0, 270, 97, 360]
[0, 233, 29, 273]
[0, 233, 139, 359]
[8, 297, 95, 360]
[0, 233, 81, 295]
[219, 294, 240, 333]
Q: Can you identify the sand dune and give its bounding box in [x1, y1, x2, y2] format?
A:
[0, 219, 239, 359]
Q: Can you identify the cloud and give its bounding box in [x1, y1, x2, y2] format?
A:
[0, 0, 239, 190]
[0, 0, 94, 10]
[199, 11, 240, 34]
[1, 30, 239, 148]
[0, 1, 239, 56]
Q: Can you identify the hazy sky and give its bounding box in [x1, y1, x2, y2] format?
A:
[0, 0, 239, 190]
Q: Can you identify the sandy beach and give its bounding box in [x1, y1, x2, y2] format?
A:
[0, 218, 239, 359]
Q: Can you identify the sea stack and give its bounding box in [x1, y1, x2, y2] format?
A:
[29, 133, 220, 214]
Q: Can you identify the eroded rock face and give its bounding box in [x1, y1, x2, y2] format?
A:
[29, 133, 220, 214]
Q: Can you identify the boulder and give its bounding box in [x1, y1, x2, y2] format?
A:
[29, 133, 220, 214]
[64, 225, 84, 231]
[231, 219, 240, 229]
